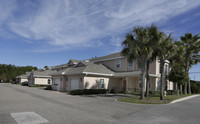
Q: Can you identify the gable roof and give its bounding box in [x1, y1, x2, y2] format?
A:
[32, 70, 57, 77]
[16, 72, 31, 79]
[68, 59, 80, 65]
[50, 63, 68, 70]
[52, 63, 114, 76]
[89, 52, 124, 62]
[75, 61, 94, 67]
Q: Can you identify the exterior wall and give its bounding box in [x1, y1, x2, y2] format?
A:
[167, 81, 174, 90]
[83, 76, 109, 89]
[52, 75, 84, 92]
[95, 58, 138, 72]
[17, 78, 28, 83]
[34, 77, 52, 85]
[126, 77, 159, 92]
[52, 75, 63, 91]
[149, 61, 156, 74]
[108, 78, 122, 91]
[20, 78, 28, 83]
[127, 77, 140, 91]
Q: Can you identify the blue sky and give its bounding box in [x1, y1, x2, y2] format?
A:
[0, 0, 200, 80]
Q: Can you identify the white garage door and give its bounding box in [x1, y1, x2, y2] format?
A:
[70, 79, 79, 91]
[55, 78, 60, 91]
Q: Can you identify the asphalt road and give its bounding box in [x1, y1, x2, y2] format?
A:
[0, 83, 199, 124]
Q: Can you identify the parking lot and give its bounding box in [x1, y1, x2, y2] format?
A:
[0, 83, 151, 124]
[0, 83, 200, 124]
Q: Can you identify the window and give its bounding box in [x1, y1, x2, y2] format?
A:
[99, 79, 104, 89]
[128, 60, 133, 68]
[48, 79, 51, 84]
[115, 60, 121, 68]
[165, 65, 168, 75]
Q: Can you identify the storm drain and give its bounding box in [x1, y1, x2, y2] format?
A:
[11, 112, 48, 124]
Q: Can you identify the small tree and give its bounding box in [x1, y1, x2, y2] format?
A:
[168, 63, 189, 94]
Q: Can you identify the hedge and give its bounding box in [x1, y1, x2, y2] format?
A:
[166, 90, 178, 95]
[44, 85, 52, 90]
[70, 89, 108, 95]
[29, 84, 49, 87]
[149, 90, 160, 97]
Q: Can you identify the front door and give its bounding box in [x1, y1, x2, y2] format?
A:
[123, 80, 126, 91]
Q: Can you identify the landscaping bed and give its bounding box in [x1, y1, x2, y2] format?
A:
[70, 89, 108, 95]
[118, 94, 191, 104]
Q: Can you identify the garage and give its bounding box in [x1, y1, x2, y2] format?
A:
[54, 78, 61, 91]
[70, 78, 79, 91]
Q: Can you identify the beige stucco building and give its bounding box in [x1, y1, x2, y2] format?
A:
[28, 70, 56, 86]
[51, 52, 174, 92]
[16, 72, 31, 83]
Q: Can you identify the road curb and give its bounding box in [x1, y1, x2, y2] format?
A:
[170, 94, 200, 104]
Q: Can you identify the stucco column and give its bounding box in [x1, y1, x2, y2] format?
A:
[126, 77, 129, 92]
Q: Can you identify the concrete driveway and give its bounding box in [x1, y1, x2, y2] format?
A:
[0, 83, 200, 124]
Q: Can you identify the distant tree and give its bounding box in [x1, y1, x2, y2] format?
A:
[190, 80, 200, 94]
[44, 66, 49, 70]
[0, 64, 38, 82]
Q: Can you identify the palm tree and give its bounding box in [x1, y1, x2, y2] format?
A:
[180, 33, 200, 94]
[145, 25, 163, 97]
[154, 34, 175, 100]
[121, 26, 151, 99]
[168, 41, 186, 94]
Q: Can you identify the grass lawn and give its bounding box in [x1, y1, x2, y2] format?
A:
[118, 94, 191, 104]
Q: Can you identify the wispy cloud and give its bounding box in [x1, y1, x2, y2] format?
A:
[1, 0, 200, 52]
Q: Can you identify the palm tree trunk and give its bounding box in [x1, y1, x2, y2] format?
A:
[188, 80, 191, 94]
[180, 84, 183, 94]
[145, 60, 150, 97]
[184, 49, 189, 94]
[160, 60, 164, 100]
[184, 83, 187, 94]
[140, 71, 145, 100]
[140, 58, 147, 100]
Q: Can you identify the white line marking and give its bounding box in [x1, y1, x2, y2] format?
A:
[11, 112, 48, 124]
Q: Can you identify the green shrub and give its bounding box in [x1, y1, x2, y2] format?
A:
[166, 90, 178, 95]
[191, 80, 200, 94]
[70, 89, 108, 95]
[125, 91, 140, 96]
[149, 90, 160, 97]
[29, 84, 49, 87]
[44, 85, 52, 90]
[70, 90, 84, 95]
[109, 89, 116, 93]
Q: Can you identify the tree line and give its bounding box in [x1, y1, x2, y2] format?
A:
[121, 24, 200, 100]
[0, 64, 38, 82]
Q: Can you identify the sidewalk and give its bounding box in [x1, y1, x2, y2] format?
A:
[170, 94, 200, 104]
